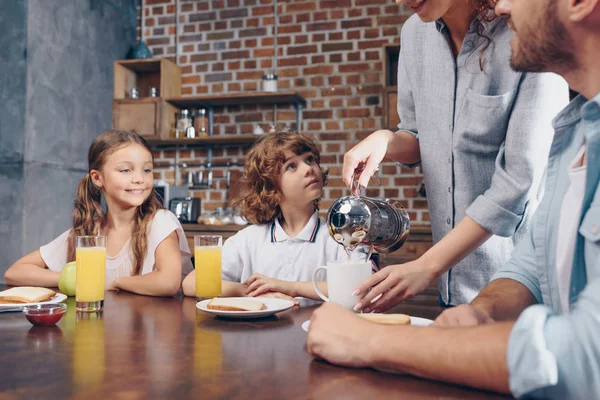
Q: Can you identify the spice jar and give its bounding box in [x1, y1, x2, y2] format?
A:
[262, 73, 278, 92]
[194, 109, 208, 136]
[176, 109, 193, 138]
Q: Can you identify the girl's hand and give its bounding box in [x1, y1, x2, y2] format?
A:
[107, 279, 120, 291]
[353, 259, 437, 313]
[244, 274, 295, 297]
[260, 291, 300, 306]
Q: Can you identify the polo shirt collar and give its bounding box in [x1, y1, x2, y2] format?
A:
[270, 211, 321, 243]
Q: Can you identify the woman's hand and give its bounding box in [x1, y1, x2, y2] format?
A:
[353, 259, 437, 313]
[342, 130, 395, 191]
[244, 274, 296, 297]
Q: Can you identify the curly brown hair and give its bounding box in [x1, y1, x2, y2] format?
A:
[470, 0, 498, 21]
[67, 130, 164, 276]
[234, 131, 328, 225]
[469, 0, 500, 71]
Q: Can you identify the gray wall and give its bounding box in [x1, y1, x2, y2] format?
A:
[1, 0, 136, 280]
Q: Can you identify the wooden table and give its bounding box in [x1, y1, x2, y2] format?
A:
[0, 290, 512, 399]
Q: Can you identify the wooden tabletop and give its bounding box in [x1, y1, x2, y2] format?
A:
[0, 290, 512, 399]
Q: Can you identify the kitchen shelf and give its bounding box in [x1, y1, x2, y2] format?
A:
[165, 91, 306, 108]
[146, 135, 258, 147]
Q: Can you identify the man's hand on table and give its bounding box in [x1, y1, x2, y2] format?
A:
[307, 302, 378, 368]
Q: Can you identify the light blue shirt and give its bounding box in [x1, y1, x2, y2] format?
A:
[396, 15, 569, 304]
[492, 93, 600, 398]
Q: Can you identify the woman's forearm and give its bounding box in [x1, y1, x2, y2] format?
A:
[387, 130, 421, 165]
[421, 216, 493, 278]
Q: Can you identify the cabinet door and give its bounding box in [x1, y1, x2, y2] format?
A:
[382, 87, 400, 130]
[112, 99, 159, 139]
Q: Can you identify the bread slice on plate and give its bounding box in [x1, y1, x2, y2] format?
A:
[358, 313, 411, 325]
[0, 287, 56, 304]
[207, 297, 266, 312]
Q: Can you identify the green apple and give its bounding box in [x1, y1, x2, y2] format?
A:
[58, 261, 77, 296]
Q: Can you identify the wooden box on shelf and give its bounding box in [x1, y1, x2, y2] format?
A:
[112, 98, 176, 140]
[113, 58, 181, 100]
[112, 58, 181, 140]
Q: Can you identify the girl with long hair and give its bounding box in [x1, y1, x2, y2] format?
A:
[345, 0, 569, 310]
[5, 130, 193, 296]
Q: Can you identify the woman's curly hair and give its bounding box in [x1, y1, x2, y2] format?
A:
[234, 131, 328, 225]
[469, 0, 500, 71]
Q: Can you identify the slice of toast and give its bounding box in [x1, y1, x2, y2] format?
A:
[0, 287, 56, 304]
[207, 297, 266, 312]
[358, 313, 411, 325]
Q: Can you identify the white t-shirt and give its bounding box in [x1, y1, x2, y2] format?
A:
[222, 211, 368, 284]
[40, 210, 193, 288]
[556, 144, 587, 314]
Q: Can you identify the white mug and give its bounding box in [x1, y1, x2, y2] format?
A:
[312, 261, 372, 310]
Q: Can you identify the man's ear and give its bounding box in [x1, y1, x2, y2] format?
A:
[568, 0, 599, 22]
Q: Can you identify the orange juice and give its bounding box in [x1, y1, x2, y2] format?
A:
[76, 247, 106, 303]
[195, 246, 222, 298]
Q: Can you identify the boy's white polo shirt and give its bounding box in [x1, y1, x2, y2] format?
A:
[222, 211, 367, 283]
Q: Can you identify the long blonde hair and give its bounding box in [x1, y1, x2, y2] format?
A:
[66, 130, 163, 275]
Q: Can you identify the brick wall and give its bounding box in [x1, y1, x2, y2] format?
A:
[138, 0, 429, 224]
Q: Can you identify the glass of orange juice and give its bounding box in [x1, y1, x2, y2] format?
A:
[195, 235, 222, 299]
[76, 236, 107, 312]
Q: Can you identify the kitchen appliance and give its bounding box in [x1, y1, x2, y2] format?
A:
[326, 166, 410, 254]
[169, 197, 201, 223]
[153, 184, 189, 208]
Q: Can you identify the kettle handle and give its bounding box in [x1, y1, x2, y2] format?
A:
[350, 164, 380, 196]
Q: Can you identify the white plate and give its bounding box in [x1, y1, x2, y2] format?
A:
[301, 316, 433, 332]
[0, 293, 68, 310]
[196, 297, 295, 319]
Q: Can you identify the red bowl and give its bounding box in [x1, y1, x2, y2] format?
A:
[22, 303, 67, 327]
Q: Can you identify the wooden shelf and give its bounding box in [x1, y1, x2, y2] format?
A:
[115, 58, 162, 72]
[165, 91, 306, 108]
[146, 135, 259, 147]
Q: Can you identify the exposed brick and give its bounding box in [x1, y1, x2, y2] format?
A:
[189, 12, 216, 22]
[219, 8, 248, 19]
[322, 42, 353, 52]
[341, 18, 373, 29]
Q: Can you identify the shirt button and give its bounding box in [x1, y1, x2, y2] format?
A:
[448, 157, 452, 164]
[446, 218, 451, 225]
[447, 186, 451, 193]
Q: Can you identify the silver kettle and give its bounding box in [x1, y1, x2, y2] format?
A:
[326, 168, 410, 254]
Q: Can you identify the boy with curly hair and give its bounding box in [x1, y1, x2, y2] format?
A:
[183, 131, 367, 299]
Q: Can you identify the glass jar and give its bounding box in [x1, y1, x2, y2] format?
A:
[262, 73, 278, 92]
[176, 109, 193, 138]
[194, 109, 208, 136]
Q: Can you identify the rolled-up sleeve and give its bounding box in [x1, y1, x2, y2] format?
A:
[491, 214, 543, 303]
[466, 72, 569, 236]
[507, 278, 600, 399]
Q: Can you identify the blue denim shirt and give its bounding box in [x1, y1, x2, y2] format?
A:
[491, 93, 600, 398]
[396, 15, 569, 305]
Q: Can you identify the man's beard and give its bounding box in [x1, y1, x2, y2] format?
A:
[510, 1, 576, 73]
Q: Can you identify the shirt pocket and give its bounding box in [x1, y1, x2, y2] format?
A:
[578, 204, 600, 276]
[454, 88, 515, 155]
